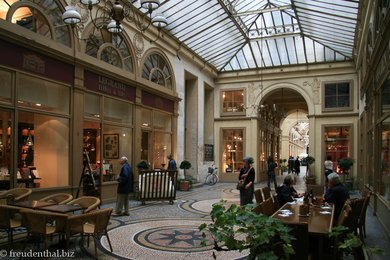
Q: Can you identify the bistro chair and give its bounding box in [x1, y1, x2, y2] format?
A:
[259, 197, 275, 216]
[67, 196, 101, 213]
[254, 189, 263, 204]
[306, 184, 324, 198]
[0, 204, 23, 246]
[20, 209, 68, 250]
[357, 190, 372, 240]
[286, 222, 309, 260]
[0, 188, 32, 204]
[346, 198, 365, 233]
[39, 193, 73, 205]
[261, 187, 271, 200]
[66, 208, 113, 258]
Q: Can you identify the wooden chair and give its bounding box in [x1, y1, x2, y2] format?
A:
[357, 190, 372, 240]
[66, 208, 113, 258]
[20, 209, 68, 250]
[0, 204, 23, 246]
[67, 196, 100, 213]
[306, 184, 324, 197]
[259, 197, 275, 216]
[286, 222, 309, 260]
[39, 193, 73, 205]
[0, 188, 32, 204]
[254, 189, 263, 203]
[346, 198, 365, 233]
[261, 187, 271, 200]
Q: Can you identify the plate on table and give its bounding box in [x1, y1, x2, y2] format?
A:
[321, 206, 332, 210]
[319, 211, 332, 215]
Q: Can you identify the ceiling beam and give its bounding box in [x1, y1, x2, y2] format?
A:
[233, 5, 292, 17]
[249, 32, 301, 41]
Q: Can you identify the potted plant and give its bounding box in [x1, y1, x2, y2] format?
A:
[136, 160, 149, 171]
[199, 201, 294, 259]
[179, 160, 192, 191]
[338, 157, 354, 176]
[303, 155, 316, 184]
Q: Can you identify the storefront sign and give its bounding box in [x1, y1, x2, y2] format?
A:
[84, 70, 135, 101]
[0, 40, 74, 84]
[142, 91, 174, 113]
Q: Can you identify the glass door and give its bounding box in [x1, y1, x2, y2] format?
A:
[141, 131, 151, 164]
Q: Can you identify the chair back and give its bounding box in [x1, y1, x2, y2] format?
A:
[254, 189, 263, 203]
[306, 184, 324, 197]
[21, 209, 68, 235]
[261, 187, 271, 200]
[346, 198, 365, 231]
[0, 204, 22, 227]
[286, 222, 309, 260]
[94, 208, 113, 233]
[358, 191, 371, 226]
[67, 196, 100, 213]
[259, 197, 275, 216]
[1, 188, 32, 204]
[336, 203, 352, 227]
[39, 193, 73, 205]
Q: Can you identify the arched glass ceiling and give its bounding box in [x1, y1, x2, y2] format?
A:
[135, 0, 360, 72]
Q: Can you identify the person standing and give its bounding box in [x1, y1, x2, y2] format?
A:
[324, 156, 334, 185]
[167, 154, 177, 170]
[239, 156, 255, 206]
[115, 156, 133, 216]
[288, 156, 294, 173]
[294, 156, 300, 176]
[267, 156, 278, 190]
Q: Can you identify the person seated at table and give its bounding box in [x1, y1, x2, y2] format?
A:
[324, 172, 349, 220]
[277, 174, 302, 207]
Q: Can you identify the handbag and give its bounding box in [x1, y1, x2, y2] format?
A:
[236, 179, 245, 190]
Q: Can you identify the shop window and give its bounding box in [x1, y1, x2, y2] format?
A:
[0, 69, 12, 103]
[324, 126, 351, 173]
[1, 1, 71, 46]
[103, 97, 132, 124]
[153, 111, 171, 131]
[17, 74, 70, 114]
[102, 125, 132, 182]
[141, 109, 152, 128]
[380, 117, 390, 204]
[142, 53, 173, 90]
[0, 111, 11, 191]
[221, 89, 245, 115]
[85, 26, 134, 73]
[18, 112, 69, 188]
[222, 129, 244, 173]
[323, 82, 352, 111]
[154, 132, 171, 169]
[84, 93, 100, 118]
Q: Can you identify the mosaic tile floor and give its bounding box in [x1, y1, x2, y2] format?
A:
[1, 172, 390, 259]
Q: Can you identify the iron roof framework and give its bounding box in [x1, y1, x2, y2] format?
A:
[134, 0, 360, 72]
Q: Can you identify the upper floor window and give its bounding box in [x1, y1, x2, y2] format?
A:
[85, 26, 134, 73]
[1, 0, 71, 46]
[323, 82, 352, 111]
[142, 53, 173, 90]
[381, 78, 390, 115]
[221, 89, 245, 115]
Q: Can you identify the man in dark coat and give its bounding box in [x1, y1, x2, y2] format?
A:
[324, 172, 349, 220]
[115, 156, 133, 216]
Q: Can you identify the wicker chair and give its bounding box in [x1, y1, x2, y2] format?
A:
[0, 188, 32, 204]
[20, 209, 68, 250]
[0, 204, 23, 246]
[39, 193, 73, 205]
[67, 196, 101, 213]
[66, 208, 113, 258]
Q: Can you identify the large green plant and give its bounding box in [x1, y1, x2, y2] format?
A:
[136, 160, 149, 170]
[199, 201, 294, 260]
[337, 157, 354, 175]
[303, 155, 315, 177]
[179, 160, 192, 179]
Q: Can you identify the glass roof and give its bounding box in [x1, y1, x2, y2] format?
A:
[137, 0, 360, 72]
